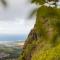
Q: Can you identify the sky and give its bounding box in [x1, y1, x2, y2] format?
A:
[0, 0, 60, 41]
[0, 0, 37, 41]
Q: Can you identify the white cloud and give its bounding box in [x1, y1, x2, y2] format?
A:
[0, 17, 35, 35]
[0, 0, 36, 35]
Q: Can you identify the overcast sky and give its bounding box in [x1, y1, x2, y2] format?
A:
[0, 0, 60, 41]
[0, 0, 37, 35]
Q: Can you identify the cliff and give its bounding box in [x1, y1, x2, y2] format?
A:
[19, 6, 60, 60]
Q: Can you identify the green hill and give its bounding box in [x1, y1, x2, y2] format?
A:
[18, 1, 60, 60]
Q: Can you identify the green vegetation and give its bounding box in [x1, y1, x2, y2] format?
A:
[19, 0, 60, 60]
[0, 45, 22, 60]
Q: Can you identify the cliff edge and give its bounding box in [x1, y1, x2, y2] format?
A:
[19, 6, 60, 60]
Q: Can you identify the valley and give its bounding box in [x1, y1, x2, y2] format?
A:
[0, 41, 24, 60]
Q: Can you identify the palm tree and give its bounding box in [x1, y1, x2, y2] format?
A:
[0, 0, 7, 7]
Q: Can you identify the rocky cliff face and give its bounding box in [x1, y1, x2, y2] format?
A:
[19, 6, 60, 60]
[18, 21, 39, 60]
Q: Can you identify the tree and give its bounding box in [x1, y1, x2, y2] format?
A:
[0, 0, 7, 7]
[32, 0, 58, 4]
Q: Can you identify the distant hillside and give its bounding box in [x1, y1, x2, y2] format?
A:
[0, 41, 24, 48]
[0, 41, 24, 60]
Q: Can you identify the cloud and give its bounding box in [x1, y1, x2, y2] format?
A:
[0, 0, 36, 35]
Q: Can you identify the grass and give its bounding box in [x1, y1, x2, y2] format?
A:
[32, 43, 60, 60]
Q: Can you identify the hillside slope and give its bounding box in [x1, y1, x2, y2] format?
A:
[19, 6, 60, 60]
